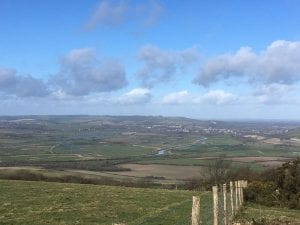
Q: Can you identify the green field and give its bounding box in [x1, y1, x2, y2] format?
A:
[1, 116, 300, 164]
[1, 116, 300, 186]
[0, 179, 235, 225]
[1, 180, 299, 225]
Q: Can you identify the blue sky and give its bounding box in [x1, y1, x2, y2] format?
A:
[0, 0, 300, 119]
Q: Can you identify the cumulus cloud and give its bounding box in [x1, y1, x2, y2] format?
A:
[0, 67, 50, 97]
[194, 40, 300, 86]
[52, 48, 127, 96]
[136, 45, 200, 87]
[202, 90, 238, 104]
[162, 90, 238, 105]
[161, 91, 190, 105]
[0, 68, 17, 93]
[253, 83, 294, 104]
[85, 0, 163, 30]
[117, 88, 151, 105]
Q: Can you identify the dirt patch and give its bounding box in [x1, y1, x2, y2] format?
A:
[193, 157, 217, 160]
[226, 156, 292, 167]
[289, 138, 300, 144]
[244, 135, 266, 140]
[227, 156, 291, 162]
[0, 166, 42, 171]
[263, 138, 283, 145]
[109, 164, 204, 180]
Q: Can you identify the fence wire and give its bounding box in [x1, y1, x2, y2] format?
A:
[127, 182, 242, 225]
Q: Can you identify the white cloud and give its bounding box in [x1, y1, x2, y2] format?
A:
[162, 90, 238, 105]
[0, 67, 50, 97]
[194, 40, 300, 86]
[136, 45, 199, 87]
[62, 48, 96, 64]
[202, 90, 238, 104]
[117, 88, 151, 105]
[161, 91, 191, 105]
[253, 83, 295, 104]
[51, 48, 128, 96]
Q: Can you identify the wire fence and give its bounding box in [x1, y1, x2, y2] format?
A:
[113, 180, 247, 225]
[192, 180, 247, 225]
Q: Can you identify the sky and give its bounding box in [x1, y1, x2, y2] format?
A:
[0, 0, 300, 119]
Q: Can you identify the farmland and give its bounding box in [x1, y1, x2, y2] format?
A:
[0, 116, 300, 224]
[1, 116, 300, 183]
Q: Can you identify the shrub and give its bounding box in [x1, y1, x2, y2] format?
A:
[244, 181, 279, 207]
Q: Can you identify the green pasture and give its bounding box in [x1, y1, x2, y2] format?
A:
[0, 179, 234, 225]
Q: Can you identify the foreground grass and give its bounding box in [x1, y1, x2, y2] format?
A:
[236, 203, 300, 225]
[0, 180, 202, 225]
[4, 179, 299, 225]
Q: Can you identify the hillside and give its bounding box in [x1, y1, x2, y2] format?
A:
[0, 180, 199, 225]
[1, 179, 300, 225]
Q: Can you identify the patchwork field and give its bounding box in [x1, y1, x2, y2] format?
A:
[1, 116, 300, 185]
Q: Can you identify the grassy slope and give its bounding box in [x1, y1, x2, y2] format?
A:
[0, 179, 240, 225]
[236, 203, 300, 225]
[1, 180, 299, 225]
[0, 180, 201, 225]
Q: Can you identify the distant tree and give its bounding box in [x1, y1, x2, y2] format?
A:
[206, 154, 232, 184]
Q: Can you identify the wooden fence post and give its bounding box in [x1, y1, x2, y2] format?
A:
[241, 180, 247, 205]
[235, 181, 239, 212]
[230, 181, 234, 217]
[238, 181, 242, 207]
[241, 181, 244, 205]
[191, 196, 200, 225]
[223, 183, 227, 225]
[213, 186, 218, 225]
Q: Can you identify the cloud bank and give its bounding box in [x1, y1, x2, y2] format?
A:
[1, 40, 299, 110]
[117, 88, 152, 105]
[162, 90, 238, 105]
[254, 84, 295, 105]
[194, 40, 300, 86]
[0, 67, 50, 97]
[52, 48, 127, 96]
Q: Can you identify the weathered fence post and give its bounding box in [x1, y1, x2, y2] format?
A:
[238, 180, 242, 207]
[223, 183, 227, 225]
[213, 186, 218, 225]
[241, 180, 244, 205]
[230, 181, 234, 217]
[241, 180, 247, 205]
[235, 181, 239, 212]
[191, 196, 200, 225]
